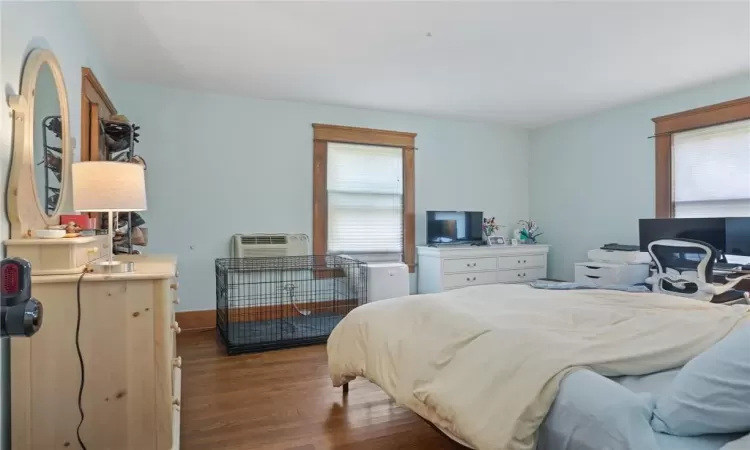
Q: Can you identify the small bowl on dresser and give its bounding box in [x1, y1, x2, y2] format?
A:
[32, 229, 66, 239]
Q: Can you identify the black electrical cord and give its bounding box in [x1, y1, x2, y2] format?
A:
[76, 271, 88, 450]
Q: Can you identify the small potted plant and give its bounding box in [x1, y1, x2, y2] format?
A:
[518, 220, 543, 244]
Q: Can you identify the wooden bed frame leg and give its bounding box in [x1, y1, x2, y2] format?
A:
[342, 382, 349, 395]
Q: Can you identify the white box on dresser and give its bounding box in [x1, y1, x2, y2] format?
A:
[417, 245, 549, 294]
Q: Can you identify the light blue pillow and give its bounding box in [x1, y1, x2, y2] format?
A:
[538, 370, 660, 450]
[651, 324, 750, 436]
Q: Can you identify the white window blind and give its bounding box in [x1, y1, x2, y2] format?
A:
[327, 143, 403, 254]
[672, 119, 750, 218]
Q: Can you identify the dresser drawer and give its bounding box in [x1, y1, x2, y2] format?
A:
[6, 235, 111, 275]
[74, 237, 110, 267]
[497, 268, 546, 283]
[443, 257, 497, 273]
[171, 365, 182, 449]
[497, 254, 545, 270]
[172, 363, 182, 397]
[170, 279, 180, 311]
[574, 262, 649, 286]
[443, 271, 497, 289]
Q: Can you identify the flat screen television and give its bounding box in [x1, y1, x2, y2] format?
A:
[426, 211, 483, 244]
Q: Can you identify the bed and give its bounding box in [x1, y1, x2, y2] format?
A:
[327, 284, 750, 450]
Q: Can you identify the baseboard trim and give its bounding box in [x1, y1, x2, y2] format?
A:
[176, 310, 215, 331]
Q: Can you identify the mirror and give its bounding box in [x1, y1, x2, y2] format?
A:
[33, 62, 63, 216]
[6, 48, 71, 238]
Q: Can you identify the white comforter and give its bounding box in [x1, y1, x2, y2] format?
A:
[327, 284, 750, 450]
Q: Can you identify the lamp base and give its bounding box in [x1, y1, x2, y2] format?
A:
[86, 260, 135, 274]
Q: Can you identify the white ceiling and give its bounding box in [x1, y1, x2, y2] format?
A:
[76, 1, 750, 127]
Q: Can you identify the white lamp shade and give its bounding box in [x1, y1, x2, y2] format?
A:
[72, 161, 147, 212]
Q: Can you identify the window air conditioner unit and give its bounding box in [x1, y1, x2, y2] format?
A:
[231, 233, 310, 258]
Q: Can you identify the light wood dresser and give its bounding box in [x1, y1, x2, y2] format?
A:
[9, 254, 182, 450]
[417, 245, 549, 293]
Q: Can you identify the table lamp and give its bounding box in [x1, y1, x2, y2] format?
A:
[72, 161, 147, 273]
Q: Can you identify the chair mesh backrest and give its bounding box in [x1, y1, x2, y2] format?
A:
[646, 239, 716, 301]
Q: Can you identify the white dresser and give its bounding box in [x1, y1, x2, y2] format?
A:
[417, 245, 549, 293]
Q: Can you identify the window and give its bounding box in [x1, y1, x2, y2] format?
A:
[653, 97, 750, 218]
[672, 120, 750, 218]
[327, 143, 403, 255]
[312, 124, 416, 272]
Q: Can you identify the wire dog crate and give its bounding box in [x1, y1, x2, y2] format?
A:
[215, 255, 368, 355]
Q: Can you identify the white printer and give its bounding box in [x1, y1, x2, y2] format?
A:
[574, 245, 651, 287]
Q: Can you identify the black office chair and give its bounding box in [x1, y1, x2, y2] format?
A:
[645, 239, 750, 304]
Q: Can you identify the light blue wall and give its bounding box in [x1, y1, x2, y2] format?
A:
[0, 3, 114, 449]
[111, 82, 531, 311]
[529, 75, 750, 281]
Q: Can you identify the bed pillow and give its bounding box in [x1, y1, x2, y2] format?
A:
[538, 369, 660, 450]
[721, 432, 750, 450]
[651, 324, 750, 436]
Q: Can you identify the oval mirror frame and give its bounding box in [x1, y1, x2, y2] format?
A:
[7, 49, 71, 238]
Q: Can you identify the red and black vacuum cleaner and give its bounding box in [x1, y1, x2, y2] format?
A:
[1, 257, 42, 337]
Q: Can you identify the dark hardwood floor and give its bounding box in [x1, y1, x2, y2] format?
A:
[178, 330, 463, 449]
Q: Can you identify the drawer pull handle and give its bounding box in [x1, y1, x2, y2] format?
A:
[170, 283, 178, 290]
[584, 266, 599, 270]
[465, 276, 477, 282]
[466, 277, 470, 281]
[466, 262, 477, 267]
[518, 260, 521, 263]
[87, 247, 99, 254]
[585, 275, 600, 279]
[172, 322, 182, 334]
[173, 296, 180, 305]
[523, 272, 527, 277]
[517, 273, 521, 277]
[173, 396, 181, 407]
[173, 356, 182, 368]
[523, 260, 527, 263]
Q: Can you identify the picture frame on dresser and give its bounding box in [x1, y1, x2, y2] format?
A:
[487, 236, 505, 246]
[416, 244, 550, 293]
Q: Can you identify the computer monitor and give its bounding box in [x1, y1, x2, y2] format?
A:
[638, 218, 726, 254]
[725, 217, 750, 257]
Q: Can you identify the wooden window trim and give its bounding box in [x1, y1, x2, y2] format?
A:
[312, 124, 417, 273]
[652, 96, 750, 218]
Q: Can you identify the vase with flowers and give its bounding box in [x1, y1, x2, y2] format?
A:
[482, 217, 501, 245]
[518, 219, 543, 244]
